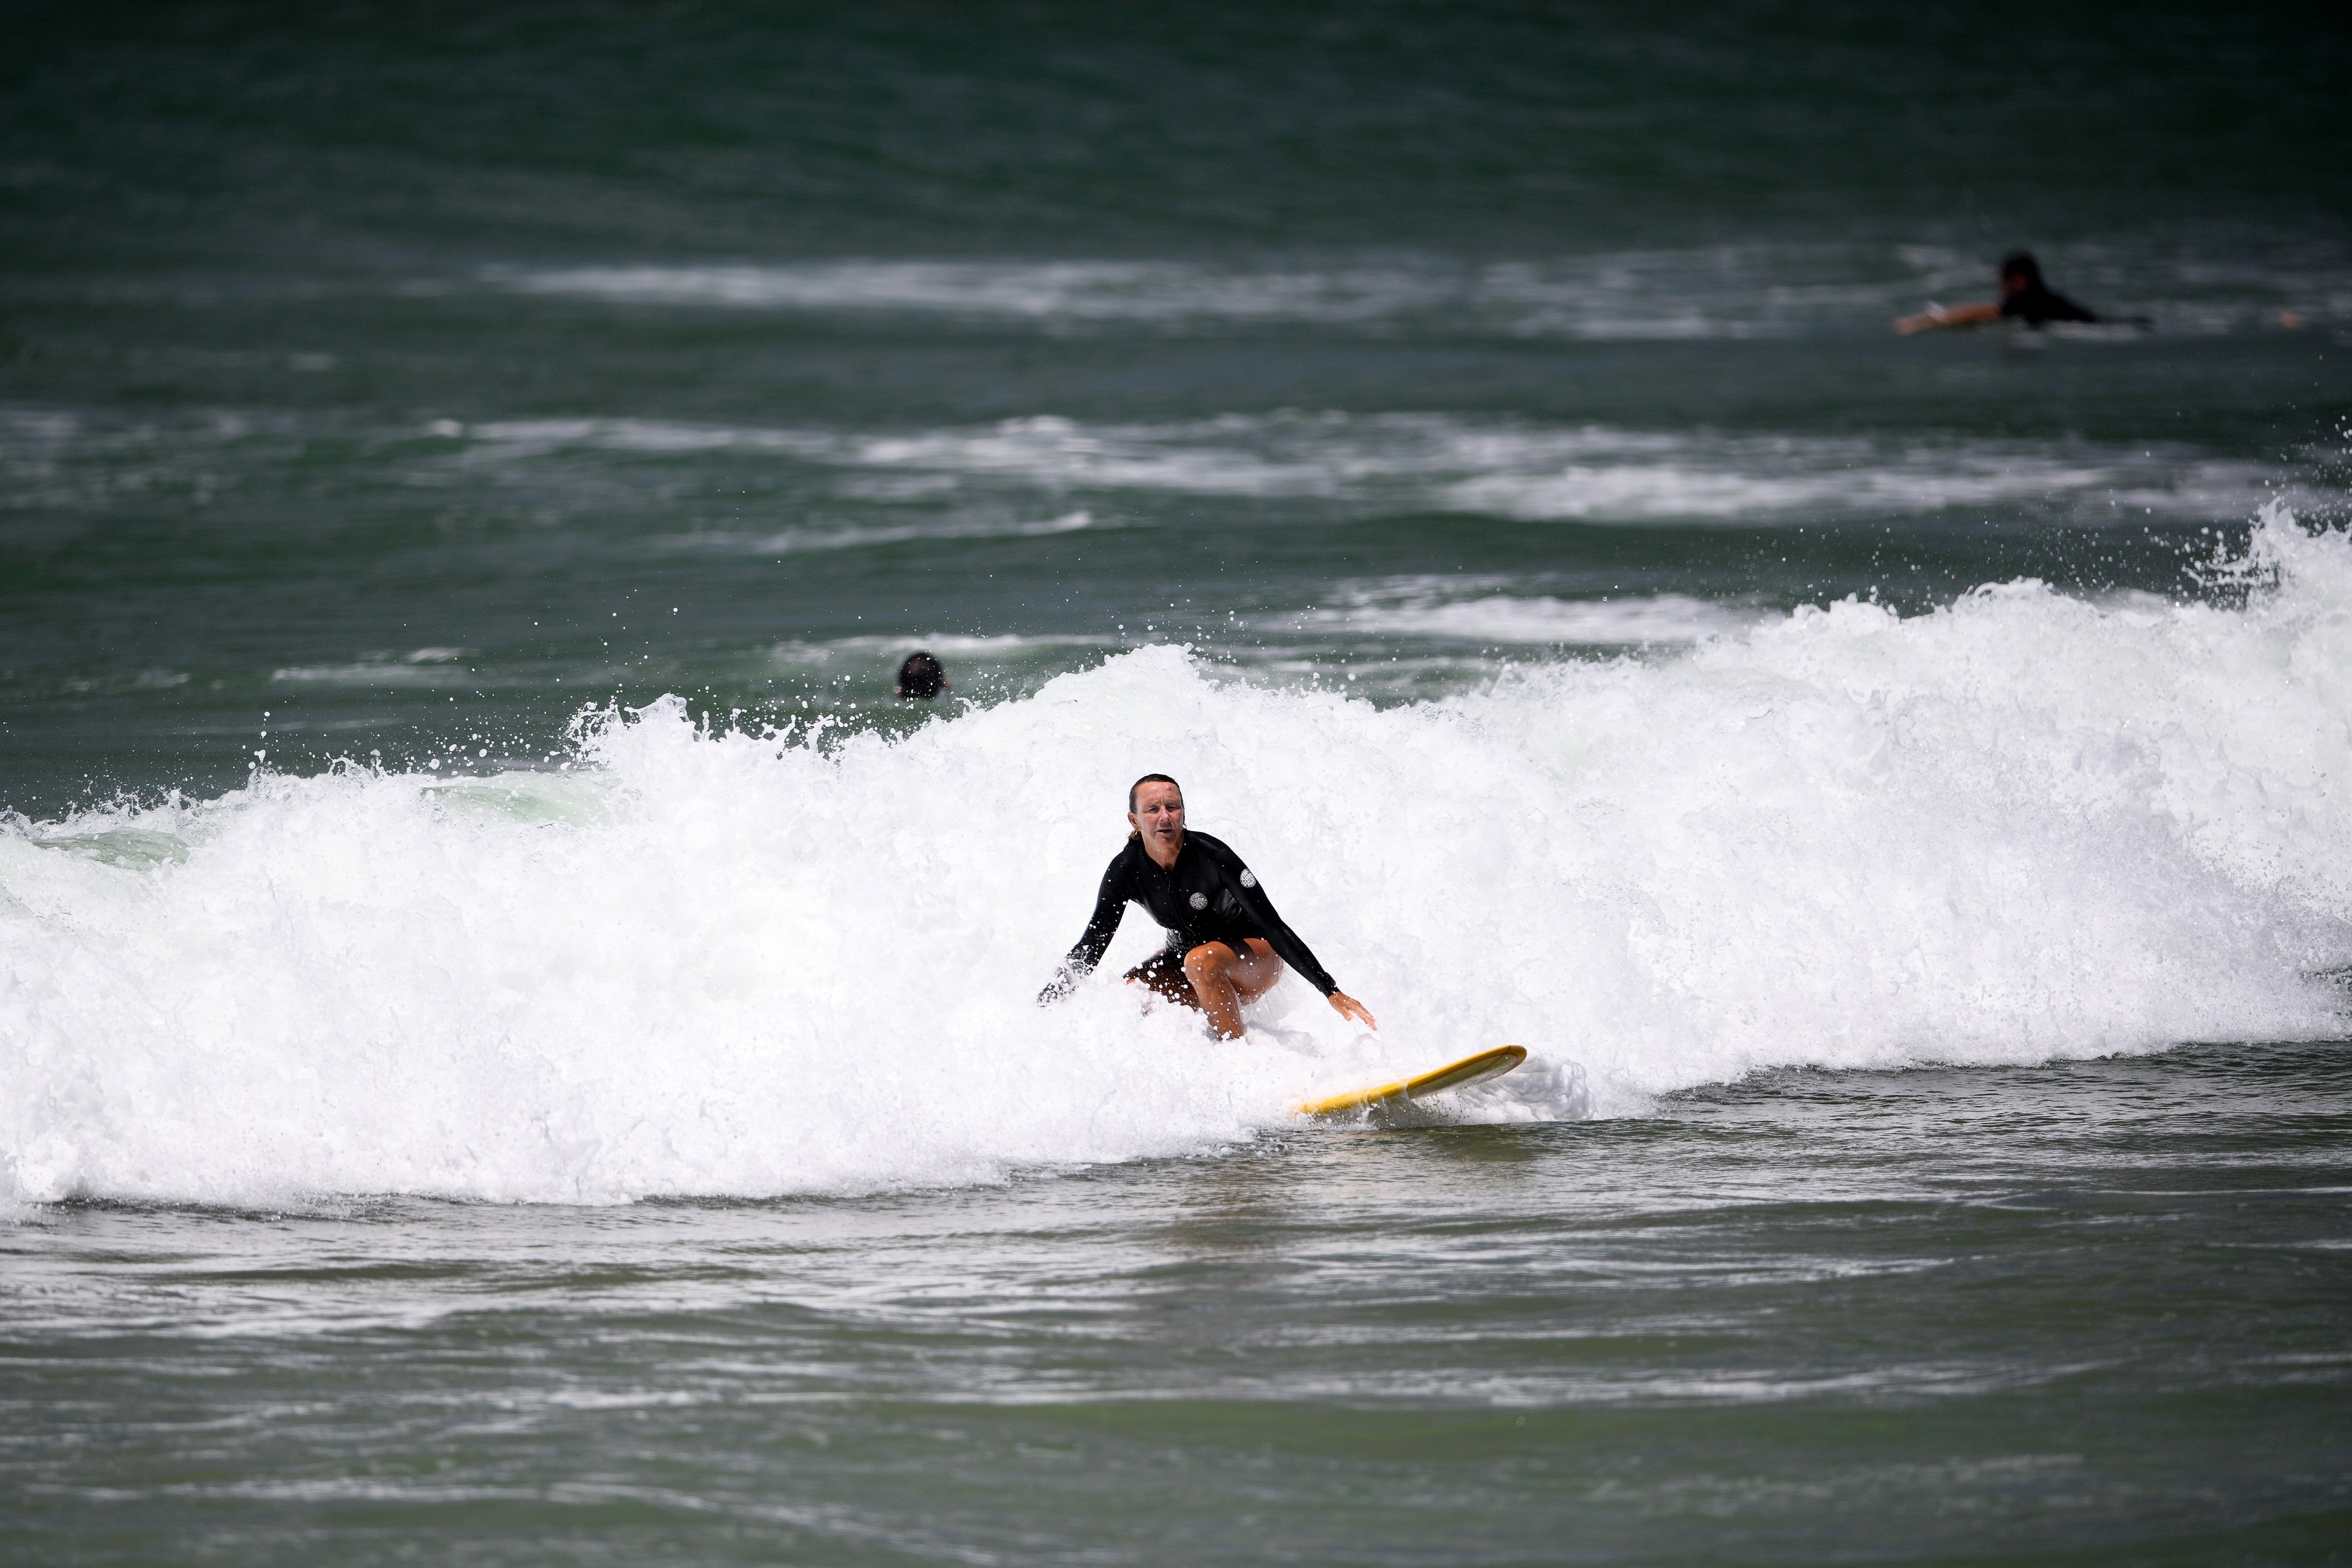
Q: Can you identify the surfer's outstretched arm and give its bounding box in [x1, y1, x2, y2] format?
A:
[1899, 254, 2109, 334]
[1038, 858, 1130, 1003]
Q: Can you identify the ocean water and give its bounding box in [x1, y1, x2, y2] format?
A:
[5, 4, 2352, 1562]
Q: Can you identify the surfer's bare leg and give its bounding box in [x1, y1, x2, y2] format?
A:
[1183, 938, 1284, 1040]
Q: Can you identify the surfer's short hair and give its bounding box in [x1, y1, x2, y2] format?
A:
[1128, 773, 1181, 812]
[1999, 250, 2043, 286]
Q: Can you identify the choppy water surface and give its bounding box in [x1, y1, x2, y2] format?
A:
[5, 4, 2352, 1561]
[8, 1047, 2349, 1564]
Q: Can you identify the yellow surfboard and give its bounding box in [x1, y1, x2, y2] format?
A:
[1295, 1044, 1528, 1119]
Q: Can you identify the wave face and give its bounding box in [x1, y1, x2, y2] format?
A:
[5, 509, 2349, 1208]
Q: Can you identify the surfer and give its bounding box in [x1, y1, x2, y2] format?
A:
[1038, 774, 1377, 1040]
[1895, 251, 2108, 334]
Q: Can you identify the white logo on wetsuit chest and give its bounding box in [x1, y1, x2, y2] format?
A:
[1189, 891, 1208, 910]
[1238, 870, 1256, 888]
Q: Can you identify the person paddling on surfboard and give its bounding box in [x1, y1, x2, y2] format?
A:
[1038, 774, 1377, 1041]
[1895, 250, 2115, 334]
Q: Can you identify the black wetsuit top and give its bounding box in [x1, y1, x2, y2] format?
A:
[2001, 285, 2098, 327]
[1042, 830, 1339, 1001]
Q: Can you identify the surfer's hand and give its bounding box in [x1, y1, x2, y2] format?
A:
[1327, 991, 1376, 1031]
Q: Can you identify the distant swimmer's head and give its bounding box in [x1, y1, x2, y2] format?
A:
[1127, 773, 1183, 847]
[895, 650, 948, 700]
[1999, 251, 2044, 296]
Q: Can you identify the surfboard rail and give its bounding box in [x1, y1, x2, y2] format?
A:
[1294, 1044, 1527, 1120]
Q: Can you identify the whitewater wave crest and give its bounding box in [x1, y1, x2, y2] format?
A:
[4, 508, 2348, 1209]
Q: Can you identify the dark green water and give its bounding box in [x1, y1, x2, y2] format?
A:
[4, 4, 2350, 1561]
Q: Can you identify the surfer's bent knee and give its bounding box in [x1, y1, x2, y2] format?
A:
[1182, 942, 1224, 979]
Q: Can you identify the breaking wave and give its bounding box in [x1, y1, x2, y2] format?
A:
[4, 508, 2348, 1209]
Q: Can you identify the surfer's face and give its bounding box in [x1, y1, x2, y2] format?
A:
[1128, 781, 1184, 848]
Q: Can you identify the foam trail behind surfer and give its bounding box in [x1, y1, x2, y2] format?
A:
[1041, 774, 1377, 1039]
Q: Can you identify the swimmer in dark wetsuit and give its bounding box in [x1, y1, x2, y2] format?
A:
[1895, 251, 2112, 334]
[1037, 773, 1378, 1041]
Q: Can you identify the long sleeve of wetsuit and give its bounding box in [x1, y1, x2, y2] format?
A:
[1205, 840, 1340, 997]
[1038, 853, 1132, 1003]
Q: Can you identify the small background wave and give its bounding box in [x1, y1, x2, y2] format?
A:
[489, 245, 2352, 340]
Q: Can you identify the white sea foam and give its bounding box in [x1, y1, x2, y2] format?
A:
[1285, 585, 1752, 646]
[490, 256, 1752, 337]
[495, 260, 1456, 327]
[272, 649, 474, 686]
[652, 510, 1096, 557]
[766, 631, 1110, 667]
[461, 417, 834, 458]
[4, 508, 2348, 1210]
